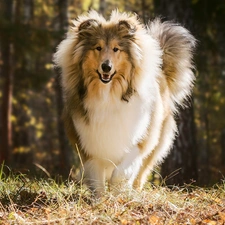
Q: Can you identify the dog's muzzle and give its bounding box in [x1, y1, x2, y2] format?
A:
[97, 70, 116, 84]
[97, 60, 116, 83]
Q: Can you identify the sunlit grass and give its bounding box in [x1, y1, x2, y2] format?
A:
[0, 170, 225, 224]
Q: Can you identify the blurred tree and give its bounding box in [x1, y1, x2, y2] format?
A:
[155, 0, 198, 185]
[54, 0, 73, 176]
[0, 0, 63, 173]
[192, 0, 225, 184]
[0, 0, 15, 164]
[0, 0, 224, 185]
[222, 129, 225, 165]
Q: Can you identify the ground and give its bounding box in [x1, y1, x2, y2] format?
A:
[0, 173, 225, 224]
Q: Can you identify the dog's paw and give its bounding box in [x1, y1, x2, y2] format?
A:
[111, 168, 126, 184]
[110, 167, 132, 190]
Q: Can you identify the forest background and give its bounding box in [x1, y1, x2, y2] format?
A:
[0, 0, 225, 187]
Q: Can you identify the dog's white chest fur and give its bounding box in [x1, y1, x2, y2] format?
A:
[73, 94, 151, 164]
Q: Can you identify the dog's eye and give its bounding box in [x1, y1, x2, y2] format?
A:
[96, 47, 102, 51]
[113, 47, 119, 52]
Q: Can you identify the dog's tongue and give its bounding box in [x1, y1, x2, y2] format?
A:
[102, 74, 110, 81]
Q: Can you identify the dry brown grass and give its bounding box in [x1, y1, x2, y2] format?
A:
[0, 171, 225, 225]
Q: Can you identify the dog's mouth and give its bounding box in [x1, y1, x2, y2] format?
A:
[97, 70, 116, 84]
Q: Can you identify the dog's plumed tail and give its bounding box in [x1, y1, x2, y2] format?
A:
[148, 19, 196, 108]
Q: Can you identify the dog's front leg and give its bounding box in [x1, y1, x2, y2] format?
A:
[110, 146, 142, 190]
[83, 158, 106, 197]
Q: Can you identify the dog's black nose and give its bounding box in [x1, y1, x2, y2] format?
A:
[101, 60, 112, 73]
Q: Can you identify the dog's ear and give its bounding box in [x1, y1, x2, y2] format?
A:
[118, 20, 136, 37]
[78, 19, 99, 38]
[79, 19, 99, 31]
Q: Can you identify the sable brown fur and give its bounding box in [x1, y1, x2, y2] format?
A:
[54, 10, 196, 196]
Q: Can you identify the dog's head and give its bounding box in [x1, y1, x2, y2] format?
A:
[76, 13, 141, 88]
[54, 11, 160, 101]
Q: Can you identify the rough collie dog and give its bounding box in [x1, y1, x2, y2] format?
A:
[54, 10, 196, 196]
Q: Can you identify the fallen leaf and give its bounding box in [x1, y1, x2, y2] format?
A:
[219, 211, 225, 221]
[201, 219, 217, 225]
[149, 214, 160, 225]
[120, 219, 128, 225]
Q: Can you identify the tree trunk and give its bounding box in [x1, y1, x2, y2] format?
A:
[221, 129, 225, 166]
[155, 0, 198, 185]
[197, 110, 210, 185]
[54, 0, 72, 176]
[161, 105, 198, 185]
[0, 0, 15, 165]
[99, 0, 106, 14]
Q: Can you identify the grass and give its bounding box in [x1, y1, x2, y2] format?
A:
[0, 171, 225, 225]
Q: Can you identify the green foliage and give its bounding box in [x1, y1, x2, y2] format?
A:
[0, 0, 225, 185]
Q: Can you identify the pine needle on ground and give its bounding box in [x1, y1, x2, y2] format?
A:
[0, 173, 225, 225]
